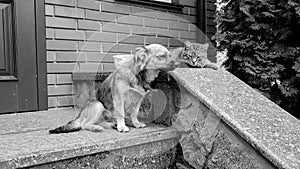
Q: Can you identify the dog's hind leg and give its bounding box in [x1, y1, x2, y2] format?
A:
[81, 101, 105, 132]
[82, 123, 104, 132]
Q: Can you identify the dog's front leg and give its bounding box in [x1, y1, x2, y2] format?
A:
[129, 90, 146, 128]
[113, 94, 129, 132]
[131, 98, 146, 128]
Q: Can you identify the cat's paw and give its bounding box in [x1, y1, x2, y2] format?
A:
[117, 125, 129, 132]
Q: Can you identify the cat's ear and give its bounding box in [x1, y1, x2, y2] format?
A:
[184, 41, 191, 48]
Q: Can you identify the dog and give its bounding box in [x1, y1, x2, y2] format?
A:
[49, 44, 179, 133]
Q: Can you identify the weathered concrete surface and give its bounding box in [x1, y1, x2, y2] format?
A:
[169, 68, 300, 169]
[0, 108, 76, 135]
[0, 108, 179, 168]
[29, 139, 177, 169]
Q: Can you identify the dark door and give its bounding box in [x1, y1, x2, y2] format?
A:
[0, 0, 47, 113]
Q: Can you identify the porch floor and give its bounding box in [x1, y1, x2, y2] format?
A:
[0, 108, 179, 168]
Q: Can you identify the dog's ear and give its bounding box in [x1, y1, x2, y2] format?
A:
[134, 46, 150, 70]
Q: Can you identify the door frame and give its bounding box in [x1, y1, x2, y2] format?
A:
[35, 0, 47, 110]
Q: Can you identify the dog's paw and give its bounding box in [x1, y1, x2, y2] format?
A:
[117, 125, 129, 132]
[133, 121, 146, 128]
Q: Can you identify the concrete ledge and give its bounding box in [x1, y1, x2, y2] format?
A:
[169, 68, 300, 169]
[0, 108, 179, 168]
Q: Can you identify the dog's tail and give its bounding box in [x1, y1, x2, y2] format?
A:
[49, 120, 81, 134]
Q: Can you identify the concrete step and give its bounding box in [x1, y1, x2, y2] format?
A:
[0, 108, 180, 169]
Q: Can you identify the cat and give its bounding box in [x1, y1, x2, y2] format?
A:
[170, 41, 219, 70]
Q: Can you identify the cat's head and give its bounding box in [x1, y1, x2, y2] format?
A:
[181, 41, 209, 67]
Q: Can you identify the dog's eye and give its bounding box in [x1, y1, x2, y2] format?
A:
[157, 55, 165, 60]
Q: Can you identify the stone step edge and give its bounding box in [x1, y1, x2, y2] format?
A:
[0, 127, 180, 168]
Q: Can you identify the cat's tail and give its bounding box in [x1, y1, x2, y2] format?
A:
[49, 120, 81, 134]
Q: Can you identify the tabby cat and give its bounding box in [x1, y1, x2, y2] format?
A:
[171, 41, 219, 70]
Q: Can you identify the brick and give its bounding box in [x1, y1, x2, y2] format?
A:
[86, 31, 117, 42]
[47, 63, 79, 73]
[207, 19, 216, 26]
[102, 2, 131, 14]
[169, 38, 184, 47]
[207, 26, 217, 34]
[46, 28, 54, 39]
[85, 52, 114, 62]
[47, 74, 56, 84]
[131, 25, 156, 36]
[57, 74, 72, 84]
[179, 0, 196, 7]
[45, 0, 75, 6]
[169, 21, 189, 31]
[48, 85, 74, 96]
[103, 63, 115, 71]
[79, 41, 101, 52]
[58, 96, 74, 106]
[183, 15, 197, 23]
[46, 17, 76, 29]
[118, 35, 144, 44]
[102, 23, 130, 34]
[145, 18, 168, 28]
[55, 6, 84, 18]
[47, 40, 78, 51]
[207, 11, 216, 19]
[100, 53, 115, 62]
[180, 31, 196, 40]
[79, 63, 102, 72]
[182, 7, 189, 15]
[189, 24, 198, 32]
[189, 7, 197, 15]
[157, 28, 179, 38]
[86, 10, 116, 22]
[180, 38, 196, 43]
[117, 15, 143, 26]
[145, 37, 168, 46]
[55, 29, 85, 40]
[102, 43, 131, 53]
[157, 12, 179, 21]
[207, 3, 216, 11]
[47, 51, 56, 62]
[56, 52, 86, 62]
[132, 6, 156, 18]
[77, 0, 100, 10]
[86, 52, 105, 62]
[78, 20, 100, 30]
[45, 5, 54, 16]
[48, 97, 58, 108]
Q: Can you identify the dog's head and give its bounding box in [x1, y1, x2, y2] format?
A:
[134, 44, 180, 72]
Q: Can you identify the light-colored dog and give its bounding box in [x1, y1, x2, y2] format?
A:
[49, 44, 179, 133]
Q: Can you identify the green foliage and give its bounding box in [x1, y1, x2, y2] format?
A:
[214, 0, 300, 118]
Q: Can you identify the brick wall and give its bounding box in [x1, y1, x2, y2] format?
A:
[45, 0, 199, 108]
